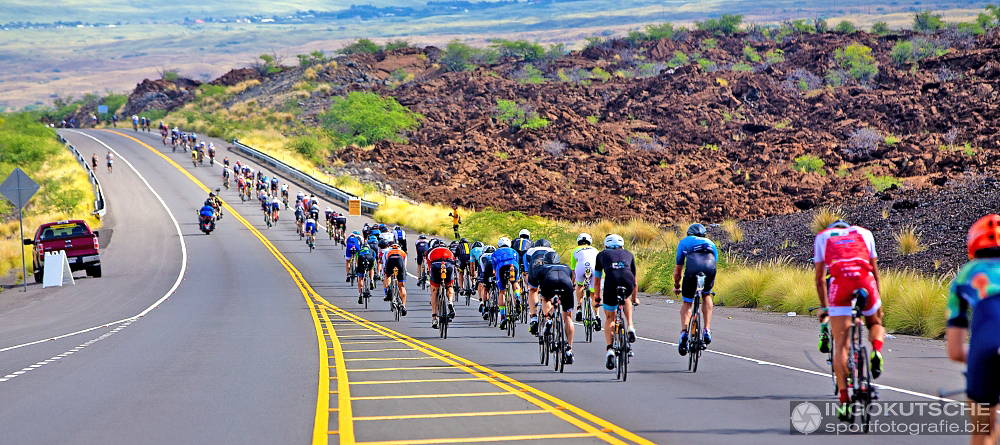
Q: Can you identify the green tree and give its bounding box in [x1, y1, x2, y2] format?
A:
[697, 14, 743, 35]
[913, 11, 944, 32]
[319, 92, 423, 146]
[834, 43, 878, 82]
[495, 99, 549, 131]
[834, 20, 857, 34]
[338, 39, 381, 55]
[489, 39, 545, 62]
[871, 21, 891, 35]
[441, 40, 475, 72]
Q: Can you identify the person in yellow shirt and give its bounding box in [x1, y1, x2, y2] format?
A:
[449, 204, 461, 239]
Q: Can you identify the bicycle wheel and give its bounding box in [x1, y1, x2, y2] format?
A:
[538, 327, 548, 365]
[615, 324, 624, 380]
[439, 292, 449, 339]
[363, 277, 370, 309]
[554, 317, 565, 373]
[688, 315, 700, 373]
[584, 296, 594, 343]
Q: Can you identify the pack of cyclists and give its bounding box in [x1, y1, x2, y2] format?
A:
[192, 135, 996, 435]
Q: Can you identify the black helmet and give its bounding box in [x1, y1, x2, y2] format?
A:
[828, 219, 851, 229]
[533, 239, 552, 248]
[204, 199, 213, 206]
[472, 241, 484, 248]
[686, 223, 707, 237]
[484, 246, 496, 254]
[460, 238, 469, 243]
[378, 240, 388, 249]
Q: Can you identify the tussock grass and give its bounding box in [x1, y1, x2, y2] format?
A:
[721, 218, 743, 242]
[895, 226, 926, 255]
[881, 270, 948, 337]
[811, 207, 843, 234]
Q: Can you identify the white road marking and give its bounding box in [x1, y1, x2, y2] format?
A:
[0, 131, 189, 382]
[0, 131, 188, 356]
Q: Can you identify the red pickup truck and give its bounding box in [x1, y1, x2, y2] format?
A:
[23, 220, 102, 283]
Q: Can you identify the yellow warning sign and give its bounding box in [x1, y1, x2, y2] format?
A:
[348, 198, 361, 216]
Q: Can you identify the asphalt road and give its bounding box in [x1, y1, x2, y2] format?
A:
[0, 128, 970, 445]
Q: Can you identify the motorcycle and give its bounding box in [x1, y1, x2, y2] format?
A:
[199, 214, 215, 234]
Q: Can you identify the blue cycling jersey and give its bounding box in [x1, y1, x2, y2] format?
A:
[675, 235, 719, 265]
[199, 205, 215, 218]
[471, 246, 484, 262]
[491, 247, 519, 282]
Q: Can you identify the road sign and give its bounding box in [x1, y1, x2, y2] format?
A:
[348, 198, 361, 216]
[97, 105, 108, 114]
[42, 251, 75, 288]
[0, 168, 39, 211]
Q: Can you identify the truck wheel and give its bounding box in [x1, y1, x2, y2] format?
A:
[33, 268, 43, 284]
[88, 265, 102, 278]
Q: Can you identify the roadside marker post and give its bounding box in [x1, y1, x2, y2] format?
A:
[348, 198, 361, 216]
[41, 251, 75, 288]
[0, 168, 39, 292]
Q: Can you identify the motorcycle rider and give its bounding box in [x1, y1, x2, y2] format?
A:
[199, 200, 216, 232]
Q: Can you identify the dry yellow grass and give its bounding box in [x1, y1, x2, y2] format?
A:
[811, 207, 844, 234]
[721, 218, 743, 243]
[895, 226, 926, 255]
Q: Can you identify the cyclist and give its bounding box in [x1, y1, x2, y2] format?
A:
[198, 200, 216, 231]
[304, 212, 318, 246]
[492, 237, 521, 330]
[280, 184, 289, 207]
[394, 226, 407, 253]
[270, 176, 279, 195]
[537, 252, 577, 364]
[382, 243, 409, 316]
[512, 229, 532, 272]
[379, 224, 395, 246]
[269, 195, 281, 222]
[448, 204, 461, 238]
[427, 240, 457, 329]
[345, 231, 362, 282]
[813, 219, 885, 416]
[207, 143, 216, 164]
[356, 243, 376, 303]
[674, 223, 719, 355]
[594, 234, 638, 370]
[572, 233, 600, 328]
[946, 214, 1000, 444]
[470, 241, 485, 279]
[478, 245, 497, 315]
[414, 235, 430, 285]
[294, 202, 305, 235]
[455, 238, 473, 295]
[525, 239, 556, 335]
[335, 213, 348, 240]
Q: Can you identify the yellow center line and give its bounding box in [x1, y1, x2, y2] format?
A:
[355, 432, 597, 445]
[345, 357, 438, 362]
[340, 340, 407, 345]
[343, 348, 419, 354]
[350, 377, 485, 385]
[99, 130, 353, 444]
[100, 130, 654, 445]
[353, 409, 545, 421]
[347, 366, 457, 372]
[351, 392, 511, 401]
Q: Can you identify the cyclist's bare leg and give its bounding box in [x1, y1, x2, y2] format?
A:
[602, 308, 616, 346]
[430, 284, 440, 316]
[399, 285, 408, 306]
[574, 285, 584, 315]
[528, 287, 539, 318]
[702, 294, 714, 331]
[829, 315, 853, 394]
[864, 308, 885, 348]
[968, 403, 997, 445]
[680, 301, 693, 329]
[563, 308, 575, 347]
[447, 286, 455, 304]
[625, 288, 637, 330]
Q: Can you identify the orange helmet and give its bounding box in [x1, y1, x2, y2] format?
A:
[967, 214, 1000, 259]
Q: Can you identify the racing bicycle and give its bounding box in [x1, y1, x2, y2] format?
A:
[611, 286, 633, 381]
[685, 273, 712, 373]
[388, 270, 403, 321]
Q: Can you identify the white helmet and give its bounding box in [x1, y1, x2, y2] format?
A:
[497, 236, 511, 248]
[326, 207, 332, 212]
[518, 229, 530, 238]
[604, 234, 624, 249]
[577, 232, 593, 244]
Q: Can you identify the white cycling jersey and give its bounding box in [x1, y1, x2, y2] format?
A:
[572, 245, 599, 285]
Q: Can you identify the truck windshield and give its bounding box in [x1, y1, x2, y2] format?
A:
[39, 223, 89, 241]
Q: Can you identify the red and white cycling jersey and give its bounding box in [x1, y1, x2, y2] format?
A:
[814, 225, 881, 316]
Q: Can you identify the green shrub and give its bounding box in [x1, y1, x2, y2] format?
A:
[590, 67, 612, 82]
[867, 173, 902, 192]
[667, 51, 689, 68]
[297, 50, 329, 67]
[825, 70, 846, 87]
[834, 20, 857, 34]
[489, 39, 545, 62]
[834, 43, 878, 82]
[495, 99, 549, 131]
[319, 92, 423, 147]
[793, 155, 825, 174]
[162, 70, 179, 82]
[913, 10, 945, 32]
[890, 38, 948, 66]
[731, 62, 753, 72]
[383, 40, 411, 51]
[286, 135, 324, 162]
[629, 22, 678, 42]
[338, 38, 381, 55]
[441, 40, 497, 72]
[742, 45, 762, 63]
[516, 64, 545, 84]
[586, 115, 600, 124]
[788, 19, 816, 34]
[257, 54, 282, 74]
[198, 84, 227, 97]
[700, 38, 718, 49]
[141, 109, 167, 122]
[696, 58, 716, 71]
[884, 134, 900, 145]
[956, 21, 986, 36]
[764, 49, 785, 64]
[697, 14, 743, 35]
[872, 21, 891, 35]
[99, 93, 127, 120]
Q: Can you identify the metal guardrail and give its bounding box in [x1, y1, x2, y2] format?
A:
[231, 139, 379, 215]
[58, 134, 107, 218]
